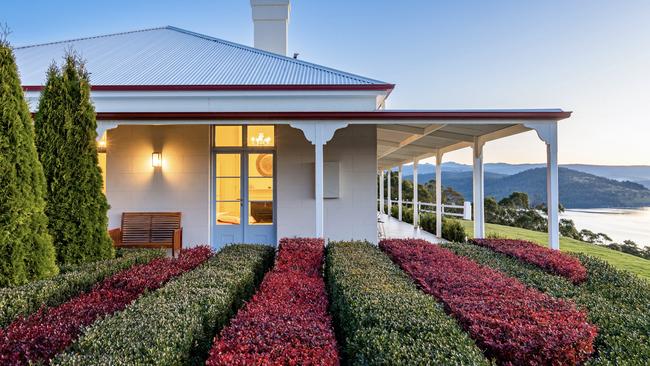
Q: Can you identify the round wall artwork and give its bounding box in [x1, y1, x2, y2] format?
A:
[256, 154, 273, 177]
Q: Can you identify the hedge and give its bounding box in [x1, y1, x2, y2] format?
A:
[443, 242, 650, 365]
[0, 247, 211, 365]
[54, 244, 274, 365]
[470, 238, 588, 283]
[390, 206, 467, 242]
[206, 238, 339, 365]
[0, 248, 165, 328]
[326, 241, 489, 365]
[381, 239, 597, 365]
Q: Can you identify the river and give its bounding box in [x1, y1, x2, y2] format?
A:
[561, 207, 650, 248]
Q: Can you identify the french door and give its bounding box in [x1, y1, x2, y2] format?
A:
[212, 126, 276, 249]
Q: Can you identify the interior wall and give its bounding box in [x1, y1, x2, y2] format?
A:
[105, 125, 210, 247]
[276, 124, 377, 243]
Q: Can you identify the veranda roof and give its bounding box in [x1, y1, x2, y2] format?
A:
[14, 26, 392, 89]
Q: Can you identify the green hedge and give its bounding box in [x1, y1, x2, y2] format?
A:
[389, 206, 467, 242]
[325, 241, 489, 365]
[0, 248, 164, 327]
[442, 242, 650, 365]
[54, 244, 275, 365]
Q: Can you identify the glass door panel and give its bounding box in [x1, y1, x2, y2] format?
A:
[215, 153, 242, 226]
[247, 153, 273, 226]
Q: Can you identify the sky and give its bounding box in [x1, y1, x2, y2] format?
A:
[3, 0, 649, 166]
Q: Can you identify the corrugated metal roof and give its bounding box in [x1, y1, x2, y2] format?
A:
[14, 26, 389, 87]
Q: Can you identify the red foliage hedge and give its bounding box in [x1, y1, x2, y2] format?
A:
[470, 238, 588, 284]
[380, 239, 597, 366]
[0, 246, 211, 365]
[206, 238, 339, 366]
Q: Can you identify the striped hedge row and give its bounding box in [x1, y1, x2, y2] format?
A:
[443, 242, 650, 364]
[325, 241, 489, 365]
[0, 247, 211, 365]
[207, 238, 339, 365]
[55, 244, 275, 365]
[0, 248, 165, 328]
[470, 238, 587, 283]
[381, 239, 597, 365]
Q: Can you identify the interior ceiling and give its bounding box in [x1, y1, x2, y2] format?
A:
[377, 123, 526, 169]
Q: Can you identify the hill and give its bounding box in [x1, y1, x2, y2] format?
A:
[405, 168, 650, 208]
[399, 162, 650, 189]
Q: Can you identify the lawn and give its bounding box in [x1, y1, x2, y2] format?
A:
[458, 220, 650, 280]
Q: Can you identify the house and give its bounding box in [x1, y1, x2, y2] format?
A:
[14, 0, 569, 250]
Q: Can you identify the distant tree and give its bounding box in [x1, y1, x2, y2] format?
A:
[35, 54, 113, 265]
[0, 39, 58, 286]
[499, 192, 530, 209]
[559, 219, 581, 240]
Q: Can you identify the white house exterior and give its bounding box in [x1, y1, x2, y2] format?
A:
[14, 0, 569, 250]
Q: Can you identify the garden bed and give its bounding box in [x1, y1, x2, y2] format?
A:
[55, 244, 274, 365]
[206, 238, 339, 365]
[381, 238, 597, 365]
[326, 241, 489, 365]
[444, 242, 650, 364]
[470, 238, 587, 283]
[0, 248, 165, 328]
[0, 247, 211, 365]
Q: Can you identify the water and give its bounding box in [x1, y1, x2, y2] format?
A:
[561, 207, 650, 248]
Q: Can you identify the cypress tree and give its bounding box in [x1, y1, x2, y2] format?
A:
[35, 54, 113, 265]
[0, 40, 58, 286]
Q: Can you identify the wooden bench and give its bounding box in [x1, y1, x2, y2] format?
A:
[109, 212, 182, 256]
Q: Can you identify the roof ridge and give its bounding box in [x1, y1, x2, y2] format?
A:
[14, 26, 169, 50]
[161, 26, 389, 85]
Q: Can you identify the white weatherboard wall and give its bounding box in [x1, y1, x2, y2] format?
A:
[106, 125, 211, 247]
[276, 124, 377, 242]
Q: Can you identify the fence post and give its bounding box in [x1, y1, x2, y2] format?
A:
[463, 201, 472, 220]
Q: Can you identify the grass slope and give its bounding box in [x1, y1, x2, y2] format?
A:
[458, 220, 650, 280]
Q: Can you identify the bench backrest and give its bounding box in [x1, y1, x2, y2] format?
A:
[121, 212, 181, 244]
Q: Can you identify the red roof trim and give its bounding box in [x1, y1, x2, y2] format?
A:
[22, 84, 395, 92]
[93, 111, 572, 121]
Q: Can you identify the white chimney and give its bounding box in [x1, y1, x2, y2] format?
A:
[250, 0, 291, 56]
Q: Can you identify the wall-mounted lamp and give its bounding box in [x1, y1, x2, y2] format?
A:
[152, 152, 162, 168]
[97, 133, 107, 153]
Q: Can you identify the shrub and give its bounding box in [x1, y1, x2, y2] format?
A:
[34, 54, 112, 266]
[326, 241, 489, 365]
[206, 238, 339, 365]
[0, 247, 211, 365]
[0, 40, 58, 287]
[441, 218, 466, 242]
[443, 242, 650, 364]
[55, 244, 274, 365]
[380, 239, 597, 365]
[0, 248, 164, 327]
[470, 238, 587, 283]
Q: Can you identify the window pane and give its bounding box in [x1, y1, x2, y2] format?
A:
[249, 153, 273, 177]
[216, 177, 240, 200]
[216, 201, 240, 225]
[214, 126, 242, 147]
[247, 125, 274, 147]
[216, 153, 240, 177]
[249, 202, 273, 225]
[249, 177, 273, 201]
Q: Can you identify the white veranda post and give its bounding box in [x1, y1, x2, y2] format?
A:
[379, 170, 385, 214]
[435, 152, 443, 238]
[290, 121, 348, 239]
[413, 160, 419, 228]
[398, 165, 403, 221]
[472, 138, 485, 238]
[387, 168, 392, 217]
[524, 122, 560, 250]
